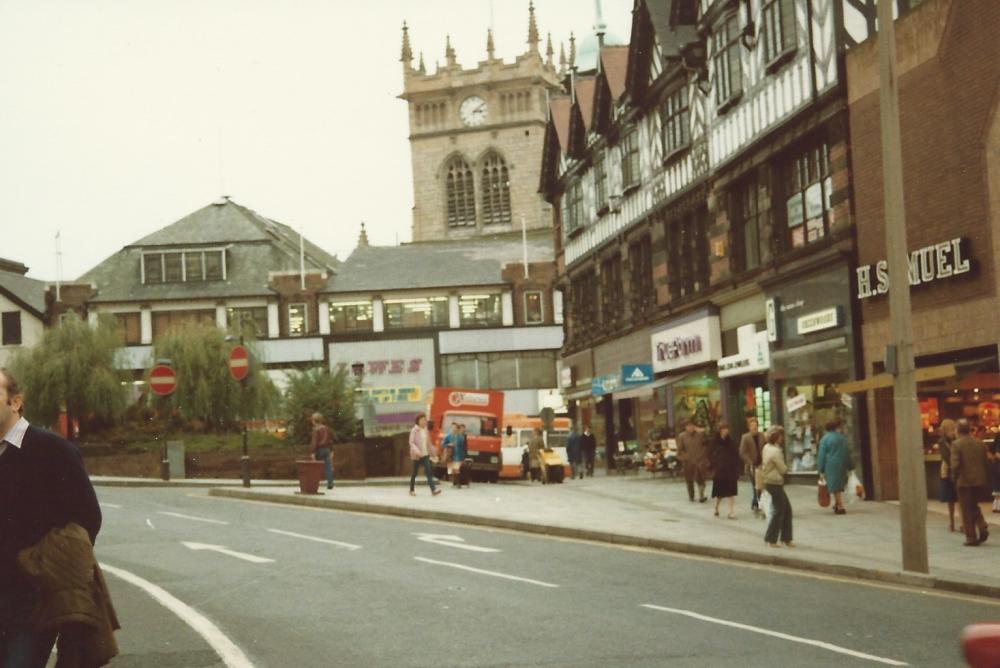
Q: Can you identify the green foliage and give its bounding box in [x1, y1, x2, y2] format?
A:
[282, 366, 358, 445]
[10, 314, 127, 436]
[151, 326, 279, 429]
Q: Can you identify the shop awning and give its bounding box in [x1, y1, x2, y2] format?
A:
[563, 387, 593, 401]
[613, 374, 684, 400]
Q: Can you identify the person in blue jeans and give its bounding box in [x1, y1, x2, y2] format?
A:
[310, 412, 334, 490]
[409, 413, 441, 497]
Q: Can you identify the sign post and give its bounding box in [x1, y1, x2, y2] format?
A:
[149, 363, 176, 481]
[229, 343, 252, 488]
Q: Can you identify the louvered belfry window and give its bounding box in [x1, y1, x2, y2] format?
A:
[480, 153, 512, 226]
[446, 157, 476, 227]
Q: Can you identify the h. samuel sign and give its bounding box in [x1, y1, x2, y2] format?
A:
[856, 237, 971, 300]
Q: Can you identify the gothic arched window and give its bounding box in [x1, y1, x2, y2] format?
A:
[481, 153, 512, 226]
[446, 157, 476, 227]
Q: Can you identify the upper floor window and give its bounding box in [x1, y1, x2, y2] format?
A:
[666, 210, 709, 301]
[600, 254, 623, 328]
[661, 86, 691, 156]
[459, 294, 502, 327]
[593, 152, 608, 214]
[524, 291, 544, 325]
[142, 249, 225, 284]
[329, 301, 373, 332]
[762, 0, 797, 68]
[384, 297, 449, 329]
[569, 270, 599, 342]
[562, 178, 585, 236]
[621, 128, 641, 190]
[784, 140, 831, 250]
[114, 312, 141, 345]
[445, 157, 476, 228]
[712, 13, 743, 109]
[1, 311, 22, 346]
[288, 303, 308, 336]
[227, 307, 268, 338]
[629, 235, 654, 316]
[480, 154, 512, 226]
[152, 309, 215, 340]
[732, 169, 770, 272]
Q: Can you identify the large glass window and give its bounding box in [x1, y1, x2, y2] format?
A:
[446, 157, 476, 228]
[1, 311, 22, 346]
[440, 351, 557, 390]
[593, 151, 608, 213]
[661, 86, 690, 155]
[784, 140, 831, 250]
[524, 291, 544, 325]
[329, 301, 373, 332]
[185, 252, 204, 281]
[600, 254, 623, 328]
[781, 382, 854, 473]
[569, 269, 599, 342]
[732, 168, 770, 272]
[227, 307, 268, 338]
[204, 251, 224, 280]
[151, 309, 215, 339]
[629, 235, 654, 316]
[621, 128, 640, 190]
[441, 354, 478, 387]
[459, 294, 502, 327]
[288, 303, 308, 336]
[712, 13, 743, 108]
[142, 250, 225, 284]
[480, 153, 512, 226]
[384, 297, 449, 329]
[143, 254, 162, 283]
[562, 178, 585, 237]
[666, 210, 709, 301]
[762, 0, 797, 67]
[518, 351, 558, 388]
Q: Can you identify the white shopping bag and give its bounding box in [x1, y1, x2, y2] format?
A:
[759, 490, 773, 520]
[847, 471, 865, 503]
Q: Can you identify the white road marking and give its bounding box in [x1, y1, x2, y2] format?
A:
[413, 532, 500, 553]
[641, 604, 908, 666]
[146, 518, 155, 529]
[101, 502, 122, 509]
[266, 528, 361, 551]
[182, 542, 275, 564]
[100, 563, 255, 668]
[414, 556, 558, 588]
[159, 511, 229, 525]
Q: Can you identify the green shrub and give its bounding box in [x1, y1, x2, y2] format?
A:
[282, 366, 358, 446]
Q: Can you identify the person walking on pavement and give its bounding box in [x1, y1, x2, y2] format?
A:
[0, 367, 109, 667]
[409, 413, 440, 497]
[441, 422, 460, 483]
[761, 426, 794, 548]
[936, 419, 959, 531]
[566, 426, 583, 480]
[310, 412, 334, 490]
[528, 427, 544, 482]
[950, 419, 990, 546]
[677, 420, 708, 503]
[451, 424, 468, 487]
[739, 418, 764, 518]
[816, 419, 852, 515]
[710, 424, 741, 519]
[581, 425, 597, 477]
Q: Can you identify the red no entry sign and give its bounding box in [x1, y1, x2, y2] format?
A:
[229, 345, 250, 382]
[149, 364, 176, 396]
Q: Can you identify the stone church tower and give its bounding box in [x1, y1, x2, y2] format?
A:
[400, 3, 563, 242]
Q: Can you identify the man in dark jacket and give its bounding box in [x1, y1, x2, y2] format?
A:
[739, 418, 764, 516]
[951, 419, 990, 546]
[565, 427, 583, 479]
[677, 420, 708, 502]
[580, 425, 597, 477]
[0, 368, 102, 667]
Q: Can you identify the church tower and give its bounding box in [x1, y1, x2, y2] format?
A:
[400, 4, 563, 242]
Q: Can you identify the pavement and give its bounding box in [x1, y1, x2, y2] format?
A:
[93, 470, 1000, 599]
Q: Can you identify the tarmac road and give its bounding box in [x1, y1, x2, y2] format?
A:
[89, 487, 998, 667]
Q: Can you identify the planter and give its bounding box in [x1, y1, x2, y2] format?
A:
[295, 459, 325, 494]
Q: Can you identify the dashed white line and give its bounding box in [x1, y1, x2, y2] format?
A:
[101, 502, 122, 509]
[146, 518, 155, 529]
[100, 563, 255, 668]
[266, 528, 361, 551]
[414, 556, 559, 588]
[641, 604, 908, 666]
[158, 511, 229, 525]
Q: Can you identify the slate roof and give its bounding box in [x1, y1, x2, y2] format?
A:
[325, 230, 555, 294]
[647, 0, 699, 59]
[79, 199, 339, 304]
[550, 96, 573, 155]
[575, 77, 597, 133]
[601, 46, 630, 100]
[0, 263, 46, 317]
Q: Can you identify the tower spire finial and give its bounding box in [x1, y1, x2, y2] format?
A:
[445, 34, 457, 67]
[569, 31, 577, 69]
[559, 41, 566, 74]
[358, 222, 370, 248]
[400, 21, 413, 72]
[526, 1, 540, 52]
[418, 51, 426, 74]
[545, 32, 554, 68]
[486, 28, 495, 60]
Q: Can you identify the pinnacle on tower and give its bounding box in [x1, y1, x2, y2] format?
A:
[526, 1, 540, 52]
[569, 31, 577, 69]
[445, 34, 457, 67]
[400, 21, 413, 71]
[545, 32, 554, 68]
[486, 28, 495, 60]
[358, 223, 370, 248]
[418, 51, 426, 74]
[559, 41, 566, 74]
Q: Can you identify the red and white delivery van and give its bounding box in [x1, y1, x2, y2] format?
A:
[428, 388, 504, 483]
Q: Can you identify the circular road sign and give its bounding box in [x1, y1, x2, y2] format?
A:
[149, 364, 176, 396]
[229, 345, 250, 382]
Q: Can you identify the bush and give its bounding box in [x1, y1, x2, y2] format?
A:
[282, 366, 358, 446]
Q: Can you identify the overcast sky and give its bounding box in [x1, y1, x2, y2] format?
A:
[0, 0, 632, 281]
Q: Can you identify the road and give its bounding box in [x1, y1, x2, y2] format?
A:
[89, 487, 996, 667]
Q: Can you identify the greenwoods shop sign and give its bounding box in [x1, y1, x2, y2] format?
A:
[855, 237, 971, 300]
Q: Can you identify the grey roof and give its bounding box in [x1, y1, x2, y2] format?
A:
[326, 230, 555, 294]
[80, 199, 340, 304]
[647, 1, 700, 59]
[0, 267, 46, 316]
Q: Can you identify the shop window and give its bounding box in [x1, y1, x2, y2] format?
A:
[712, 13, 743, 110]
[329, 301, 373, 332]
[442, 354, 478, 388]
[672, 371, 722, 432]
[288, 303, 308, 336]
[227, 307, 268, 338]
[620, 128, 640, 191]
[459, 294, 502, 327]
[524, 291, 544, 325]
[783, 140, 832, 250]
[114, 312, 141, 345]
[594, 151, 608, 214]
[600, 254, 623, 329]
[781, 382, 854, 473]
[151, 309, 215, 340]
[518, 351, 558, 389]
[665, 210, 709, 301]
[762, 0, 797, 70]
[384, 297, 449, 329]
[629, 235, 654, 316]
[661, 86, 690, 156]
[731, 169, 770, 272]
[1, 311, 22, 346]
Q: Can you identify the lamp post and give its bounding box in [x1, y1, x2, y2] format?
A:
[350, 362, 366, 436]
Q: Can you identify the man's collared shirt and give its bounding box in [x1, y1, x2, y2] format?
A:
[0, 416, 29, 458]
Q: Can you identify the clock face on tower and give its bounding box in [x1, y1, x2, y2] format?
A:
[459, 95, 488, 127]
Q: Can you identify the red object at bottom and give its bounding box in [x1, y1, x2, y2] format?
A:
[962, 623, 1000, 668]
[295, 460, 325, 495]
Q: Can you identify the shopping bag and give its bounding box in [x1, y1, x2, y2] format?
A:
[848, 471, 864, 502]
[817, 479, 831, 507]
[759, 490, 772, 520]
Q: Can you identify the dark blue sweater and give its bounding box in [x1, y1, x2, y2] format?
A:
[0, 425, 102, 594]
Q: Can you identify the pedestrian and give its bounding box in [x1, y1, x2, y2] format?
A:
[409, 413, 441, 497]
[710, 424, 741, 519]
[761, 426, 794, 548]
[581, 425, 597, 477]
[816, 419, 852, 515]
[739, 418, 764, 518]
[936, 419, 959, 531]
[452, 424, 468, 487]
[310, 412, 334, 490]
[441, 422, 460, 482]
[566, 426, 583, 480]
[677, 420, 708, 503]
[950, 419, 989, 546]
[528, 427, 544, 482]
[0, 367, 115, 667]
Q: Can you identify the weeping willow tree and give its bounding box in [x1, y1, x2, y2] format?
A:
[9, 313, 128, 438]
[282, 366, 358, 446]
[151, 325, 279, 430]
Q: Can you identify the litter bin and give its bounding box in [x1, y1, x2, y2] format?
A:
[295, 459, 325, 494]
[166, 441, 185, 479]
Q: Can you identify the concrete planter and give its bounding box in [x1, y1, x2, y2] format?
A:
[295, 459, 325, 494]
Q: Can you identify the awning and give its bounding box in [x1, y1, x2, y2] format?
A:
[563, 387, 594, 401]
[613, 374, 684, 400]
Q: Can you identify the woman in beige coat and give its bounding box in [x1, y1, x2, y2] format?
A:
[761, 426, 794, 547]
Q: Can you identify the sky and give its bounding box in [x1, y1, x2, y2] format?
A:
[0, 0, 633, 281]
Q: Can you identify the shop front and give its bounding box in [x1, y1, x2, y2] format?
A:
[718, 323, 773, 436]
[593, 329, 656, 469]
[765, 263, 862, 480]
[560, 348, 594, 435]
